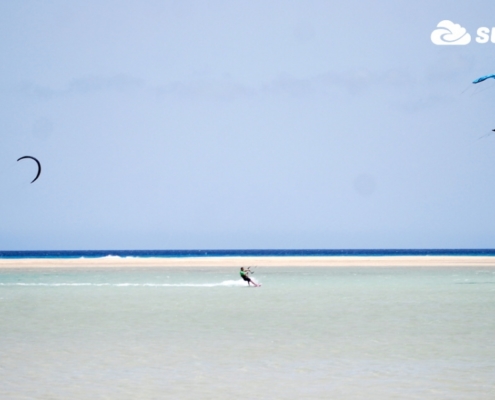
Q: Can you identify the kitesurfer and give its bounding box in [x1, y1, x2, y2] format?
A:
[240, 267, 258, 287]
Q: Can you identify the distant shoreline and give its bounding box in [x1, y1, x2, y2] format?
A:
[2, 249, 495, 259]
[1, 256, 495, 268]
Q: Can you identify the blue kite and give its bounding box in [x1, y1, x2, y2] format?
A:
[473, 74, 495, 84]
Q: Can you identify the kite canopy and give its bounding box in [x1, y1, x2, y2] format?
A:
[17, 155, 41, 183]
[473, 74, 495, 84]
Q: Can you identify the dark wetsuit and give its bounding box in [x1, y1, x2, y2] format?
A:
[240, 271, 251, 282]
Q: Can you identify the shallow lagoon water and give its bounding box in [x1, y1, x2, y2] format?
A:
[1, 267, 494, 399]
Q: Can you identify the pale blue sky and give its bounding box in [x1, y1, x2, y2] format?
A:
[1, 1, 495, 249]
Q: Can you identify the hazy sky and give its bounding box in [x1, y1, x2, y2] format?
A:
[1, 1, 495, 250]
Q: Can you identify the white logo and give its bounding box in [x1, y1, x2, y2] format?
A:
[475, 27, 495, 44]
[431, 20, 471, 45]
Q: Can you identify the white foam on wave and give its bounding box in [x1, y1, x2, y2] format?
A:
[75, 255, 139, 260]
[0, 279, 255, 287]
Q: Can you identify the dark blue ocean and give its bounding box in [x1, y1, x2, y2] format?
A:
[1, 248, 495, 259]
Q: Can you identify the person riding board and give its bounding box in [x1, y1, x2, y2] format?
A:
[240, 267, 258, 287]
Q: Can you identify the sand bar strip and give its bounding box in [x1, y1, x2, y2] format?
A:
[1, 256, 495, 268]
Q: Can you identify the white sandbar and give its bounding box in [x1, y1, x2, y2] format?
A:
[1, 256, 495, 268]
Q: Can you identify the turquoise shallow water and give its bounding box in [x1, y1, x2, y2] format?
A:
[1, 266, 495, 399]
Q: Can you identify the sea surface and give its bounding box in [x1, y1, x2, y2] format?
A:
[1, 253, 495, 399]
